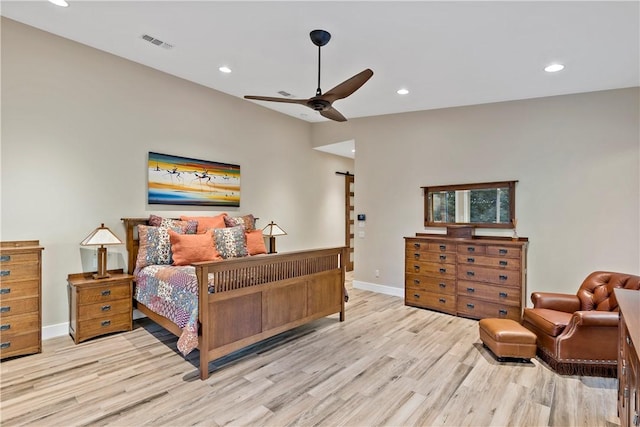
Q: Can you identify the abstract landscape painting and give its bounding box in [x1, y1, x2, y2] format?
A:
[148, 152, 240, 206]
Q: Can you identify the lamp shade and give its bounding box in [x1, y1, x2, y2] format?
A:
[80, 224, 123, 246]
[262, 221, 287, 237]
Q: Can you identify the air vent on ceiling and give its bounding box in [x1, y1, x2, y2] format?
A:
[277, 90, 292, 97]
[141, 34, 173, 50]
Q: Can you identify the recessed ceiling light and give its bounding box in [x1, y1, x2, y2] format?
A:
[351, 149, 356, 153]
[397, 88, 409, 95]
[544, 63, 565, 73]
[218, 66, 232, 74]
[48, 0, 69, 7]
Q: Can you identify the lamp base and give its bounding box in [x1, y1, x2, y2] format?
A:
[94, 246, 110, 280]
[92, 272, 111, 280]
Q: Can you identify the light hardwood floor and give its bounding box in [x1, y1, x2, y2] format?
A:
[1, 275, 619, 426]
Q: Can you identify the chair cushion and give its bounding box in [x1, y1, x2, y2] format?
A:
[522, 308, 573, 337]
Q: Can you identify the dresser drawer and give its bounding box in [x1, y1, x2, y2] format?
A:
[456, 254, 521, 270]
[78, 298, 130, 319]
[457, 265, 520, 287]
[406, 261, 456, 278]
[406, 274, 456, 295]
[405, 289, 456, 314]
[0, 296, 39, 318]
[457, 244, 487, 256]
[77, 283, 131, 305]
[0, 262, 40, 283]
[76, 312, 131, 339]
[457, 280, 521, 306]
[406, 240, 456, 254]
[0, 330, 40, 358]
[486, 245, 521, 259]
[457, 296, 521, 321]
[0, 312, 40, 335]
[407, 250, 455, 264]
[0, 280, 39, 302]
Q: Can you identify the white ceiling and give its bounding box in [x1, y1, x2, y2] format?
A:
[2, 0, 639, 127]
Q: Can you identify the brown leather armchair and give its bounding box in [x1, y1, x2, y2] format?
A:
[522, 271, 640, 377]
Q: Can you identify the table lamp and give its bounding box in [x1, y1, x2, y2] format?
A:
[262, 221, 287, 254]
[80, 223, 123, 279]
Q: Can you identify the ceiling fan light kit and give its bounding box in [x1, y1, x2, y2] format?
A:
[244, 29, 373, 122]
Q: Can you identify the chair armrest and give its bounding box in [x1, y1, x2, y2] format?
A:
[531, 292, 580, 313]
[572, 311, 619, 327]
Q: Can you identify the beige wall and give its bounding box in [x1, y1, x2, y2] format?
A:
[312, 88, 640, 298]
[1, 19, 353, 334]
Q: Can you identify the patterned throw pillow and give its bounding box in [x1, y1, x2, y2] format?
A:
[212, 225, 248, 259]
[135, 224, 186, 273]
[149, 214, 198, 234]
[224, 214, 256, 231]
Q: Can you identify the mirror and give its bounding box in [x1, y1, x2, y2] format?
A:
[423, 181, 516, 228]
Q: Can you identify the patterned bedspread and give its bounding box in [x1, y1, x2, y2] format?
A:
[135, 265, 208, 355]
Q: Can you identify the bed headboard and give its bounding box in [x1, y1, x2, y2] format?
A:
[121, 217, 149, 275]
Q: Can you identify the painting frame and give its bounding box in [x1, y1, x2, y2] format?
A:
[147, 151, 240, 207]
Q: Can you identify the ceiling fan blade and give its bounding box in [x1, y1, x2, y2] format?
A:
[322, 69, 374, 103]
[320, 106, 347, 122]
[244, 95, 309, 105]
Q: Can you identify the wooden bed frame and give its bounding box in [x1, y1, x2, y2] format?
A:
[121, 218, 346, 380]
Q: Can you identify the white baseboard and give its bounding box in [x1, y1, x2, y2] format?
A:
[42, 310, 147, 340]
[353, 280, 404, 298]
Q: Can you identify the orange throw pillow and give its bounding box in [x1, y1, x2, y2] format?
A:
[169, 229, 221, 265]
[245, 229, 267, 255]
[180, 213, 227, 234]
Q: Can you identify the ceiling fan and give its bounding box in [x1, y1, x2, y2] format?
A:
[244, 29, 373, 122]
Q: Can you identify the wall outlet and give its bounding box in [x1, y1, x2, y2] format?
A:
[375, 269, 380, 278]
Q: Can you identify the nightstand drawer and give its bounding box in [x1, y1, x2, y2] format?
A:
[77, 283, 130, 305]
[0, 251, 40, 265]
[78, 298, 130, 319]
[0, 280, 39, 302]
[0, 296, 39, 318]
[0, 262, 40, 283]
[76, 312, 131, 339]
[0, 330, 40, 358]
[0, 312, 40, 335]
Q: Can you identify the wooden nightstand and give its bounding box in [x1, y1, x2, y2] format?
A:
[67, 269, 133, 344]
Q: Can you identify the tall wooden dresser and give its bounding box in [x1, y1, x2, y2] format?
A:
[0, 240, 44, 359]
[616, 288, 640, 427]
[405, 234, 528, 321]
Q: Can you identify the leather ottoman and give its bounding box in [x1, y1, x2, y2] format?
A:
[479, 318, 537, 361]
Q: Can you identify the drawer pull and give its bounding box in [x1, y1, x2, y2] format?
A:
[439, 298, 446, 303]
[499, 292, 508, 298]
[467, 247, 475, 252]
[466, 303, 475, 309]
[499, 260, 508, 266]
[414, 243, 421, 249]
[466, 287, 475, 293]
[0, 288, 10, 294]
[0, 324, 10, 331]
[439, 268, 446, 273]
[101, 290, 111, 297]
[413, 265, 420, 272]
[439, 245, 446, 251]
[0, 255, 10, 262]
[0, 306, 10, 313]
[101, 320, 111, 327]
[499, 249, 508, 255]
[101, 305, 112, 312]
[499, 309, 508, 316]
[467, 257, 475, 263]
[414, 253, 420, 260]
[627, 336, 632, 345]
[499, 275, 508, 281]
[0, 342, 10, 349]
[466, 271, 475, 277]
[0, 271, 9, 277]
[439, 283, 446, 288]
[439, 254, 447, 261]
[413, 294, 420, 299]
[413, 279, 420, 285]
